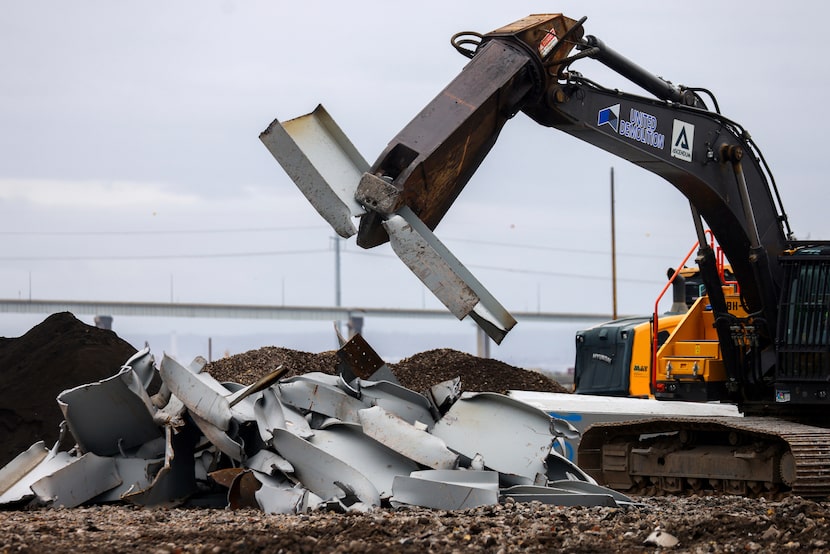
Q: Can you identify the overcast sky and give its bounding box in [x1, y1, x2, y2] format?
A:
[1, 1, 827, 363]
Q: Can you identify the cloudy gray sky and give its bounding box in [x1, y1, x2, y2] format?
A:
[1, 1, 827, 365]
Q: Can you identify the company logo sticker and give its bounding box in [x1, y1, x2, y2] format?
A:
[671, 120, 695, 162]
[620, 108, 664, 149]
[597, 104, 620, 132]
[598, 104, 666, 150]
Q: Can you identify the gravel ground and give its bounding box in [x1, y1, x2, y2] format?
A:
[2, 494, 829, 553]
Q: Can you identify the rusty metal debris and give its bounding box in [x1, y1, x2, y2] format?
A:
[0, 334, 631, 512]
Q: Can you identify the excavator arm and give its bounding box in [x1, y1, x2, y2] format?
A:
[265, 13, 830, 414]
[353, 13, 795, 397]
[358, 14, 789, 309]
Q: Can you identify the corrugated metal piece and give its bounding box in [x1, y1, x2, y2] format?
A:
[159, 354, 233, 431]
[57, 365, 161, 456]
[382, 207, 516, 343]
[307, 424, 419, 498]
[360, 380, 436, 427]
[259, 104, 367, 238]
[277, 373, 366, 424]
[244, 449, 294, 476]
[358, 406, 458, 470]
[253, 471, 309, 514]
[430, 392, 561, 480]
[0, 442, 68, 505]
[391, 470, 499, 510]
[254, 387, 313, 441]
[270, 428, 380, 506]
[30, 453, 121, 508]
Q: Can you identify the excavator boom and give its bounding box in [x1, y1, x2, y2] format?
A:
[263, 16, 830, 496]
[355, 14, 584, 248]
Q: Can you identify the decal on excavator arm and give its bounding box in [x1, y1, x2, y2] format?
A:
[671, 120, 694, 162]
[597, 104, 665, 149]
[618, 108, 665, 149]
[597, 104, 620, 132]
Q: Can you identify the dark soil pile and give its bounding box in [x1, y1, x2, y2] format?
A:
[204, 346, 569, 395]
[0, 312, 137, 467]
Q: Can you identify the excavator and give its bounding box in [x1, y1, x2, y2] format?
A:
[263, 13, 830, 496]
[573, 257, 741, 401]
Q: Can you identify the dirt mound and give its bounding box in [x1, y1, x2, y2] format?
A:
[391, 348, 569, 394]
[205, 346, 340, 384]
[0, 312, 138, 467]
[204, 345, 568, 395]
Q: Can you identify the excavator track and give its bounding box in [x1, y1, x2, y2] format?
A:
[578, 417, 830, 498]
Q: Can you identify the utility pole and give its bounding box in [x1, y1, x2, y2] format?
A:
[610, 167, 618, 320]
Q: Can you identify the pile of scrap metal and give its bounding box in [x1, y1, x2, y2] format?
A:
[0, 334, 632, 513]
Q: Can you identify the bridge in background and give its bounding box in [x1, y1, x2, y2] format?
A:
[0, 298, 618, 357]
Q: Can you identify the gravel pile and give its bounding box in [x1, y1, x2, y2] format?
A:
[205, 346, 569, 395]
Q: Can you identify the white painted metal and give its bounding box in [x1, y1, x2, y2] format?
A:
[30, 453, 121, 508]
[359, 380, 436, 427]
[271, 428, 380, 506]
[307, 424, 419, 498]
[358, 406, 458, 470]
[431, 392, 561, 481]
[57, 365, 161, 456]
[392, 470, 499, 510]
[260, 104, 367, 238]
[508, 390, 742, 463]
[159, 354, 232, 431]
[277, 374, 366, 425]
[0, 441, 50, 501]
[383, 207, 516, 343]
[244, 449, 294, 476]
[253, 472, 308, 514]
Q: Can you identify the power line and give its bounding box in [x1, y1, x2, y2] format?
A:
[0, 248, 330, 261]
[0, 226, 691, 263]
[441, 236, 686, 261]
[0, 225, 328, 236]
[0, 225, 693, 266]
[338, 248, 663, 285]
